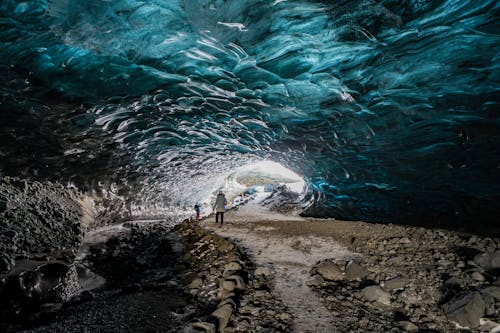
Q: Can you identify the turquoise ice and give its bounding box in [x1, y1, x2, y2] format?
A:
[0, 0, 499, 225]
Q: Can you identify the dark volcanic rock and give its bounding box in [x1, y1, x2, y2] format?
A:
[442, 291, 485, 328]
[0, 261, 81, 330]
[0, 177, 88, 274]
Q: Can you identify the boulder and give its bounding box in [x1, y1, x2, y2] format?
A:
[211, 304, 233, 332]
[314, 261, 344, 281]
[444, 277, 466, 289]
[442, 292, 485, 328]
[306, 274, 324, 287]
[482, 286, 500, 300]
[471, 271, 485, 282]
[188, 278, 203, 290]
[383, 277, 408, 291]
[222, 280, 236, 292]
[224, 275, 245, 291]
[480, 291, 496, 316]
[360, 286, 391, 305]
[473, 251, 500, 272]
[398, 321, 418, 332]
[345, 261, 370, 281]
[224, 262, 242, 272]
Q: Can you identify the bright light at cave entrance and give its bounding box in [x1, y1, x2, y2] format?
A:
[232, 160, 305, 194]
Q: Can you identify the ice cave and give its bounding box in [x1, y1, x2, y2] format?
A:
[0, 0, 499, 332]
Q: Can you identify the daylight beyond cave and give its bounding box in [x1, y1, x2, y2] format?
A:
[0, 0, 499, 230]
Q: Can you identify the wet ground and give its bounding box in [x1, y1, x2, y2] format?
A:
[16, 220, 196, 333]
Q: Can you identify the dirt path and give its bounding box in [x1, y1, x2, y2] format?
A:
[204, 199, 361, 333]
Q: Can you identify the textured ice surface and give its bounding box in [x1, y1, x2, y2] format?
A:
[0, 0, 499, 226]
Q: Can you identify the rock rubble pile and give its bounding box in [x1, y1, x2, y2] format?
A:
[177, 220, 293, 333]
[309, 223, 500, 332]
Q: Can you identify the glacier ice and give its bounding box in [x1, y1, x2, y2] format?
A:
[0, 0, 499, 228]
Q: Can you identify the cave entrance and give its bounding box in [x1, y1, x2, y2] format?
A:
[218, 160, 306, 208]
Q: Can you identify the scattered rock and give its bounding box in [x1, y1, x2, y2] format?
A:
[360, 285, 391, 305]
[224, 262, 242, 272]
[398, 320, 418, 332]
[444, 277, 466, 289]
[210, 304, 233, 332]
[383, 277, 408, 291]
[224, 275, 245, 291]
[471, 271, 485, 282]
[183, 322, 216, 333]
[189, 278, 203, 290]
[442, 291, 485, 328]
[306, 274, 325, 287]
[482, 286, 500, 300]
[314, 261, 345, 281]
[473, 251, 500, 272]
[345, 261, 370, 281]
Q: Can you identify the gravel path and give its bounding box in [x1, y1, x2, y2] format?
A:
[204, 198, 360, 333]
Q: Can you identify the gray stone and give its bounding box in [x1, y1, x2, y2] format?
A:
[399, 237, 411, 244]
[218, 289, 236, 300]
[478, 319, 500, 332]
[482, 286, 500, 300]
[183, 322, 216, 333]
[444, 277, 466, 289]
[481, 291, 496, 316]
[224, 262, 242, 272]
[315, 261, 345, 281]
[211, 304, 233, 332]
[471, 271, 485, 282]
[306, 274, 324, 287]
[383, 277, 408, 291]
[345, 261, 370, 281]
[473, 251, 500, 271]
[189, 278, 203, 289]
[222, 280, 236, 292]
[224, 275, 245, 290]
[398, 321, 418, 332]
[442, 291, 485, 328]
[360, 286, 391, 305]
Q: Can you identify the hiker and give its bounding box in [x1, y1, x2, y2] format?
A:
[194, 203, 201, 220]
[213, 191, 227, 225]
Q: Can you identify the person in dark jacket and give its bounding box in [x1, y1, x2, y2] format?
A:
[194, 203, 201, 220]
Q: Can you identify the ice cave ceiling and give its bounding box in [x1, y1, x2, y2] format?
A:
[0, 0, 499, 227]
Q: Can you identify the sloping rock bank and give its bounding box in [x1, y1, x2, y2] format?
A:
[1, 216, 281, 332]
[175, 220, 293, 333]
[307, 221, 500, 332]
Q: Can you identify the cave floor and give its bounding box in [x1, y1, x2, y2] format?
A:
[203, 200, 500, 332]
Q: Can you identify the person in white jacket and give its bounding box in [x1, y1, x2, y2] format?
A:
[213, 191, 227, 225]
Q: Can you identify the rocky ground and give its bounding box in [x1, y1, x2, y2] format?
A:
[203, 199, 500, 333]
[1, 216, 285, 333]
[2, 180, 500, 333]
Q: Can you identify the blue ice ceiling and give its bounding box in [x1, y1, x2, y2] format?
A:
[0, 0, 499, 226]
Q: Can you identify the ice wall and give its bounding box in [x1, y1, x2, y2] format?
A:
[0, 0, 499, 228]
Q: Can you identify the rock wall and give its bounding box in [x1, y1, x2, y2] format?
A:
[0, 177, 94, 272]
